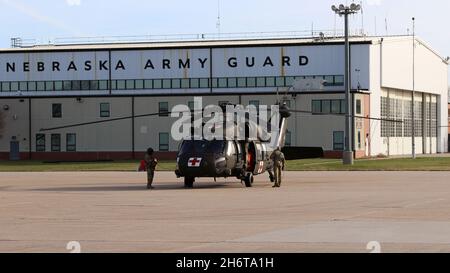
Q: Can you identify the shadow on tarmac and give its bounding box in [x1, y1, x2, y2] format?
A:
[29, 182, 232, 192]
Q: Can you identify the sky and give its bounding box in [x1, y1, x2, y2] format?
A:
[0, 0, 449, 78]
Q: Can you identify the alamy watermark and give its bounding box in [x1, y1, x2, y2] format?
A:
[170, 97, 283, 148]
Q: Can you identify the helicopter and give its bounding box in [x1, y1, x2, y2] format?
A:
[174, 102, 291, 188]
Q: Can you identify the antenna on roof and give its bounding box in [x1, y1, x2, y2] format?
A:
[216, 0, 221, 36]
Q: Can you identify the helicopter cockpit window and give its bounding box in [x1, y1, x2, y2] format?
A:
[208, 140, 225, 154]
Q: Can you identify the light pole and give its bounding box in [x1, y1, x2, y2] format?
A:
[412, 17, 416, 159]
[332, 3, 361, 165]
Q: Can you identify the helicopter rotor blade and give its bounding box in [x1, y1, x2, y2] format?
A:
[288, 109, 403, 123]
[39, 104, 404, 132]
[39, 110, 204, 132]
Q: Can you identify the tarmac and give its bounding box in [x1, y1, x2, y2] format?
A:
[1, 171, 450, 253]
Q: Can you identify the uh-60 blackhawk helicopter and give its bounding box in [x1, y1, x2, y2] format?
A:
[174, 102, 291, 188]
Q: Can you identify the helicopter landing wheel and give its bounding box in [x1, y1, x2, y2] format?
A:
[244, 173, 254, 188]
[184, 177, 195, 188]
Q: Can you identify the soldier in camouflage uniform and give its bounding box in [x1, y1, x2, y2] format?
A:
[270, 148, 285, 188]
[145, 148, 158, 189]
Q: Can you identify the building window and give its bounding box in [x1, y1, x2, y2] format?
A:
[126, 80, 135, 89]
[285, 77, 295, 87]
[333, 131, 345, 151]
[247, 77, 256, 87]
[55, 81, 63, 91]
[159, 102, 169, 117]
[159, 133, 169, 151]
[321, 100, 331, 114]
[312, 100, 322, 114]
[37, 81, 45, 91]
[162, 79, 171, 89]
[81, 81, 90, 90]
[10, 82, 19, 91]
[356, 99, 362, 115]
[313, 99, 345, 115]
[1, 82, 10, 91]
[237, 78, 246, 88]
[218, 78, 227, 88]
[153, 79, 162, 89]
[188, 101, 195, 111]
[52, 104, 62, 118]
[144, 79, 153, 89]
[100, 103, 110, 118]
[341, 100, 347, 114]
[66, 134, 76, 152]
[181, 79, 190, 89]
[190, 78, 199, 88]
[28, 82, 37, 91]
[89, 80, 98, 90]
[36, 134, 46, 152]
[331, 100, 341, 114]
[72, 81, 81, 90]
[266, 77, 275, 87]
[414, 101, 423, 137]
[171, 79, 181, 89]
[199, 78, 209, 88]
[0, 75, 348, 93]
[63, 81, 72, 90]
[403, 100, 412, 137]
[116, 80, 125, 90]
[19, 82, 28, 91]
[381, 97, 389, 137]
[51, 134, 61, 152]
[249, 100, 260, 108]
[256, 77, 266, 87]
[275, 77, 285, 87]
[285, 131, 292, 147]
[335, 75, 344, 85]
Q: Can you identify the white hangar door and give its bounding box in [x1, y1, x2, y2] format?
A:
[423, 94, 438, 154]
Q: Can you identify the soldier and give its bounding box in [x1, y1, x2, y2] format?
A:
[144, 148, 158, 189]
[270, 148, 285, 188]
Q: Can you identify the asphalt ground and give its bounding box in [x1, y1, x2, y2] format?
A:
[1, 171, 450, 253]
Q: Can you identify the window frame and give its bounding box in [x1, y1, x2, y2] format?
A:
[51, 134, 61, 152]
[356, 99, 362, 115]
[52, 103, 62, 118]
[285, 130, 292, 147]
[333, 131, 345, 151]
[66, 133, 77, 152]
[159, 102, 169, 117]
[312, 100, 322, 114]
[100, 102, 110, 118]
[36, 134, 46, 152]
[159, 132, 170, 151]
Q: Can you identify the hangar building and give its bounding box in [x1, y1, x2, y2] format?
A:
[0, 35, 448, 160]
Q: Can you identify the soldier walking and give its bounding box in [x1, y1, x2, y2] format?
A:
[144, 148, 158, 189]
[270, 148, 285, 188]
